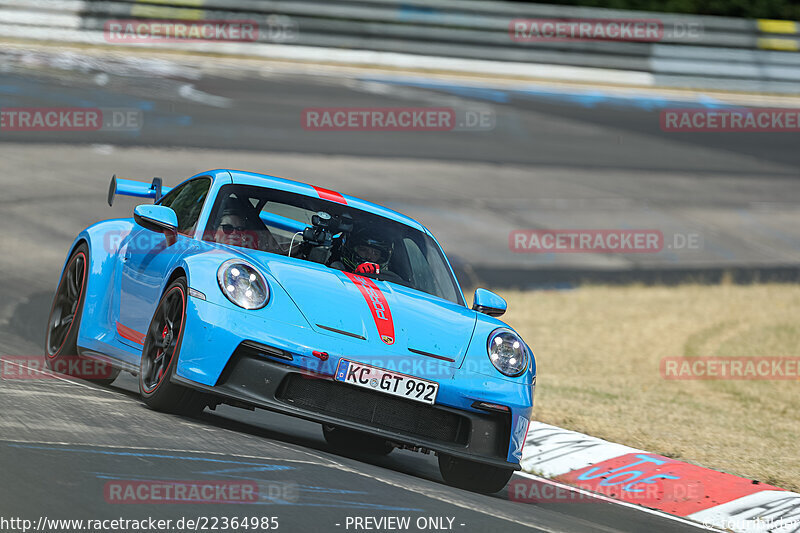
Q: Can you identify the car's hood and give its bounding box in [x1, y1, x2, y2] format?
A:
[251, 254, 476, 367]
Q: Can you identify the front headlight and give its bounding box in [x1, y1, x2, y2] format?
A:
[487, 328, 529, 377]
[217, 260, 269, 310]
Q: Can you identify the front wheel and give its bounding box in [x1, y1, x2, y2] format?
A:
[139, 278, 205, 416]
[438, 453, 514, 494]
[322, 425, 394, 456]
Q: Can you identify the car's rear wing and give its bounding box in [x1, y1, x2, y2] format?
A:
[107, 175, 173, 206]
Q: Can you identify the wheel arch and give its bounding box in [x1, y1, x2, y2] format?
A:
[55, 237, 90, 281]
[165, 267, 188, 293]
[70, 219, 136, 349]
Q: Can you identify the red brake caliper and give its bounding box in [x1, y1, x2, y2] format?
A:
[157, 325, 169, 380]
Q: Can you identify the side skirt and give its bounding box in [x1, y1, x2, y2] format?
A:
[78, 347, 139, 375]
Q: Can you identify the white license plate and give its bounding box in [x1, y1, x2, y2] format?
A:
[334, 359, 439, 405]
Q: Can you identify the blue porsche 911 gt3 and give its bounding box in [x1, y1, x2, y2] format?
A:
[44, 169, 535, 493]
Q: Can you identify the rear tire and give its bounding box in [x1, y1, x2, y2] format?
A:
[322, 425, 394, 456]
[139, 277, 205, 417]
[44, 243, 120, 385]
[438, 453, 514, 494]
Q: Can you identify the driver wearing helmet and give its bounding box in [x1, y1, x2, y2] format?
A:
[333, 229, 396, 277]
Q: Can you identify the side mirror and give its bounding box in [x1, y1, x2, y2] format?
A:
[134, 204, 178, 245]
[472, 288, 507, 317]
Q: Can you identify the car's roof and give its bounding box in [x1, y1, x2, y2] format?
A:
[221, 169, 427, 232]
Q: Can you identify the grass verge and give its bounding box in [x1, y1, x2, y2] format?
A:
[499, 284, 800, 491]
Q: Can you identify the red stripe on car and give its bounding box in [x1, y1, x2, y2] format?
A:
[344, 273, 395, 345]
[116, 322, 145, 345]
[312, 186, 347, 205]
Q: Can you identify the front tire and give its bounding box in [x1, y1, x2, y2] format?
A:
[139, 277, 205, 416]
[322, 425, 394, 456]
[44, 243, 119, 385]
[438, 453, 514, 494]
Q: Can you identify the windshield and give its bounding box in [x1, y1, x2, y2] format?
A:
[203, 184, 464, 305]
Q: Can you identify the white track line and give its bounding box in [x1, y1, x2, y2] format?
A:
[0, 438, 333, 467]
[1, 359, 120, 395]
[261, 439, 570, 531]
[0, 389, 128, 402]
[0, 359, 722, 530]
[0, 421, 129, 433]
[0, 436, 559, 531]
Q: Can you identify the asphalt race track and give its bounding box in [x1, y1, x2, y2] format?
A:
[0, 317, 703, 533]
[0, 46, 798, 532]
[1, 47, 799, 286]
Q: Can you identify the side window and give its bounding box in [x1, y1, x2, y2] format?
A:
[160, 178, 211, 234]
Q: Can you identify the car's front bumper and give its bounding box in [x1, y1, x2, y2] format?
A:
[173, 351, 516, 469]
[175, 295, 533, 468]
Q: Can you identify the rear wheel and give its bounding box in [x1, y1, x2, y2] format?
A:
[438, 453, 514, 494]
[44, 243, 119, 385]
[322, 425, 394, 456]
[139, 277, 205, 416]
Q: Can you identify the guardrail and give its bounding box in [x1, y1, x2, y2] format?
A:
[1, 0, 799, 93]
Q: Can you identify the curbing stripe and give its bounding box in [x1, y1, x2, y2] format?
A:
[520, 422, 643, 477]
[557, 452, 783, 516]
[522, 422, 799, 533]
[513, 472, 720, 531]
[687, 491, 800, 532]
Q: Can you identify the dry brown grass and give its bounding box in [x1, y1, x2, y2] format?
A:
[497, 284, 800, 491]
